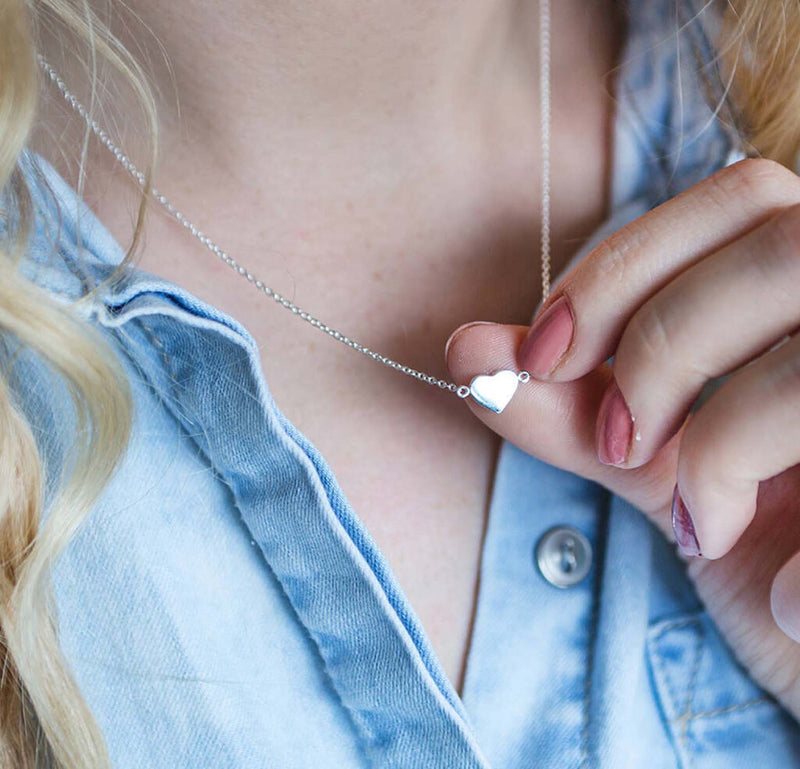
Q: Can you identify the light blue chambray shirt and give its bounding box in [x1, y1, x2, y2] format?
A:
[7, 0, 800, 766]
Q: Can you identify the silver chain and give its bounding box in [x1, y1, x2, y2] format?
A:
[36, 0, 551, 401]
[540, 0, 552, 302]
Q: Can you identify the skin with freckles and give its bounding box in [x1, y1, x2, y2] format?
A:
[39, 0, 800, 722]
[34, 0, 623, 695]
[446, 158, 800, 720]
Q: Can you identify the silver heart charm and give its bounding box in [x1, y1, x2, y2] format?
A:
[468, 370, 520, 414]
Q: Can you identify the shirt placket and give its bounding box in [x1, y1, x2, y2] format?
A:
[93, 278, 492, 769]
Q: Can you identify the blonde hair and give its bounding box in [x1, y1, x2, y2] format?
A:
[0, 0, 797, 766]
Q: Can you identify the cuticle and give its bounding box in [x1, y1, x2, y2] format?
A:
[537, 292, 577, 378]
[599, 375, 635, 467]
[618, 381, 635, 465]
[445, 320, 499, 360]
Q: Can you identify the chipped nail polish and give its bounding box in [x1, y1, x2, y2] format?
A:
[672, 484, 702, 557]
[596, 378, 633, 466]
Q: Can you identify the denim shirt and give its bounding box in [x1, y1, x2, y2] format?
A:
[8, 0, 800, 766]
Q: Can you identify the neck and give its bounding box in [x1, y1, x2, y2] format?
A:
[111, 0, 545, 167]
[35, 0, 622, 299]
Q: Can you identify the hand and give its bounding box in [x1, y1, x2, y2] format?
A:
[444, 158, 800, 721]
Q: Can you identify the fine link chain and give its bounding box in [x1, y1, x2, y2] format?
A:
[37, 56, 464, 394]
[540, 0, 552, 302]
[36, 0, 550, 402]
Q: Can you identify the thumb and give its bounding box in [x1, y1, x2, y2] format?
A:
[444, 320, 682, 536]
[771, 551, 800, 643]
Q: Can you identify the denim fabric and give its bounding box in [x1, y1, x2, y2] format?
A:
[6, 0, 800, 766]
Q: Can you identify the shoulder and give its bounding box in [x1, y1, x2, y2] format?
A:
[0, 150, 154, 519]
[612, 0, 744, 208]
[11, 150, 131, 307]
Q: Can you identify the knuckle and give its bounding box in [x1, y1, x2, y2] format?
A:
[678, 413, 730, 492]
[773, 339, 800, 391]
[586, 222, 651, 292]
[674, 429, 706, 492]
[711, 157, 800, 208]
[622, 301, 675, 366]
[746, 204, 800, 303]
[768, 202, 800, 260]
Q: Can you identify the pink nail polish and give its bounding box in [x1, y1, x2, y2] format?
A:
[595, 378, 633, 466]
[517, 294, 574, 378]
[672, 484, 702, 557]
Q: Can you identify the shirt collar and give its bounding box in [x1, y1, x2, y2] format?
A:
[18, 147, 262, 350]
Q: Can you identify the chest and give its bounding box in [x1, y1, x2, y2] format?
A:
[261, 351, 505, 694]
[65, 3, 621, 696]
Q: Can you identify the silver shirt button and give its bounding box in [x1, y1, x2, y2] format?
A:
[535, 526, 593, 588]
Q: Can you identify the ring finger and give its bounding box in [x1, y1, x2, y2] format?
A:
[671, 327, 800, 559]
[597, 201, 800, 469]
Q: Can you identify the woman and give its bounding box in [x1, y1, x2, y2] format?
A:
[3, 0, 800, 766]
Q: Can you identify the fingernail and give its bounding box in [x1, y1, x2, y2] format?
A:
[444, 321, 499, 363]
[672, 484, 702, 557]
[517, 294, 574, 378]
[595, 377, 633, 466]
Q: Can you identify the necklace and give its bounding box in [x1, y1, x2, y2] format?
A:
[37, 0, 552, 415]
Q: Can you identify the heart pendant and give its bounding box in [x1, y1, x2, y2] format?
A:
[468, 370, 520, 414]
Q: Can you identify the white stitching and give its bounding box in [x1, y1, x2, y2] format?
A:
[577, 511, 608, 769]
[138, 320, 172, 372]
[679, 618, 705, 768]
[648, 612, 782, 769]
[688, 697, 771, 721]
[577, 588, 600, 768]
[650, 623, 694, 722]
[651, 616, 700, 642]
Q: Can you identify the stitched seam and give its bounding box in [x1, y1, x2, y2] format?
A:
[138, 319, 172, 373]
[131, 317, 379, 764]
[649, 649, 689, 769]
[651, 616, 701, 643]
[649, 632, 688, 722]
[648, 615, 775, 768]
[577, 587, 599, 768]
[134, 318, 197, 427]
[647, 617, 704, 769]
[687, 696, 771, 722]
[678, 617, 705, 768]
[649, 634, 684, 728]
[648, 614, 704, 731]
[577, 495, 610, 769]
[650, 616, 771, 725]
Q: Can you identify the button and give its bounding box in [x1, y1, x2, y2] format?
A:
[535, 526, 593, 588]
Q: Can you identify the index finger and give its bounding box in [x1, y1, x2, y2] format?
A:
[517, 158, 800, 381]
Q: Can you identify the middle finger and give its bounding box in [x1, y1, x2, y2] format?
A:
[517, 158, 800, 384]
[597, 201, 800, 468]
